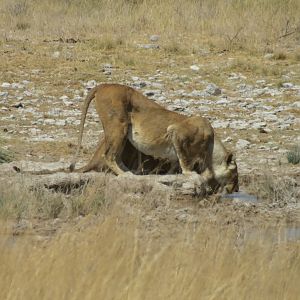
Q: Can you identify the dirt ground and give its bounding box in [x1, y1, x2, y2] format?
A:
[0, 39, 299, 241]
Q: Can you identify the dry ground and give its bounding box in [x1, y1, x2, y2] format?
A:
[0, 1, 300, 299]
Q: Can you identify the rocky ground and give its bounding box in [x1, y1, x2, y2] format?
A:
[0, 38, 299, 240]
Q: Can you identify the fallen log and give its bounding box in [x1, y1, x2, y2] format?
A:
[0, 161, 211, 197]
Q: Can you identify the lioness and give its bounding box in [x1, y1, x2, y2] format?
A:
[69, 84, 238, 193]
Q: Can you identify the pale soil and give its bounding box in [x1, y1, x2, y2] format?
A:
[0, 39, 299, 240]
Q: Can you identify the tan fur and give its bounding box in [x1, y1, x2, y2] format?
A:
[14, 84, 238, 193]
[70, 84, 238, 193]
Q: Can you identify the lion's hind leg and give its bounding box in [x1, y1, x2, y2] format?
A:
[73, 141, 108, 173]
[102, 120, 130, 175]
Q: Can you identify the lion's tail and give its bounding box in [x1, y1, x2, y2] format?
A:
[69, 86, 98, 172]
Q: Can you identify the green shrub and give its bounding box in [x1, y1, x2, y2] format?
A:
[0, 148, 13, 164]
[287, 145, 300, 165]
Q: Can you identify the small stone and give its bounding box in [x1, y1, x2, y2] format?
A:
[11, 83, 24, 89]
[52, 51, 60, 58]
[137, 44, 159, 49]
[55, 119, 66, 126]
[205, 83, 221, 96]
[23, 91, 32, 97]
[190, 65, 200, 71]
[0, 91, 8, 97]
[259, 127, 272, 133]
[132, 81, 147, 88]
[292, 101, 300, 108]
[251, 122, 267, 130]
[223, 137, 233, 143]
[264, 53, 274, 59]
[102, 63, 113, 69]
[60, 95, 69, 101]
[216, 98, 229, 105]
[229, 120, 248, 130]
[212, 120, 229, 129]
[143, 90, 161, 97]
[12, 102, 24, 108]
[1, 82, 11, 88]
[282, 82, 293, 88]
[85, 80, 97, 89]
[236, 139, 251, 150]
[150, 35, 160, 42]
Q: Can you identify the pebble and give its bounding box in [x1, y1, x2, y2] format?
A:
[0, 92, 8, 97]
[282, 82, 294, 89]
[190, 65, 200, 71]
[236, 139, 251, 150]
[150, 35, 160, 42]
[212, 120, 229, 129]
[52, 51, 60, 58]
[205, 83, 221, 96]
[85, 80, 97, 89]
[137, 44, 159, 49]
[1, 82, 11, 88]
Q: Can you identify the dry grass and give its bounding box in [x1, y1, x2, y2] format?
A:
[0, 171, 299, 299]
[0, 211, 299, 300]
[0, 0, 299, 51]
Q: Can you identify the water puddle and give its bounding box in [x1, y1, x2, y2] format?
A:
[221, 191, 258, 203]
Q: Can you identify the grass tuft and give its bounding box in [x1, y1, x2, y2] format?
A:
[287, 145, 300, 165]
[0, 148, 13, 164]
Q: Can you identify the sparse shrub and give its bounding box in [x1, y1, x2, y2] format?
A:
[16, 21, 30, 30]
[245, 173, 298, 204]
[0, 148, 13, 164]
[287, 145, 300, 165]
[273, 51, 287, 60]
[164, 42, 183, 54]
[8, 0, 29, 17]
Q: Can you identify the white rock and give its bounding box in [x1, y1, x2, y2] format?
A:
[150, 35, 160, 42]
[292, 101, 300, 108]
[222, 137, 233, 143]
[264, 53, 274, 59]
[60, 95, 69, 101]
[52, 51, 60, 58]
[0, 92, 8, 97]
[55, 119, 66, 126]
[190, 65, 200, 71]
[205, 83, 221, 96]
[102, 63, 113, 69]
[236, 139, 251, 150]
[216, 98, 229, 105]
[212, 120, 229, 129]
[282, 82, 294, 88]
[11, 83, 24, 89]
[251, 122, 267, 130]
[1, 82, 11, 88]
[229, 120, 249, 130]
[23, 91, 32, 97]
[44, 119, 56, 125]
[85, 80, 97, 89]
[137, 44, 159, 49]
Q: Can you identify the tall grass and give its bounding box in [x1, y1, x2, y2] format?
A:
[0, 213, 299, 300]
[1, 0, 299, 50]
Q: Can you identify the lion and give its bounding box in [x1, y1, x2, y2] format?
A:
[69, 84, 238, 193]
[14, 84, 238, 194]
